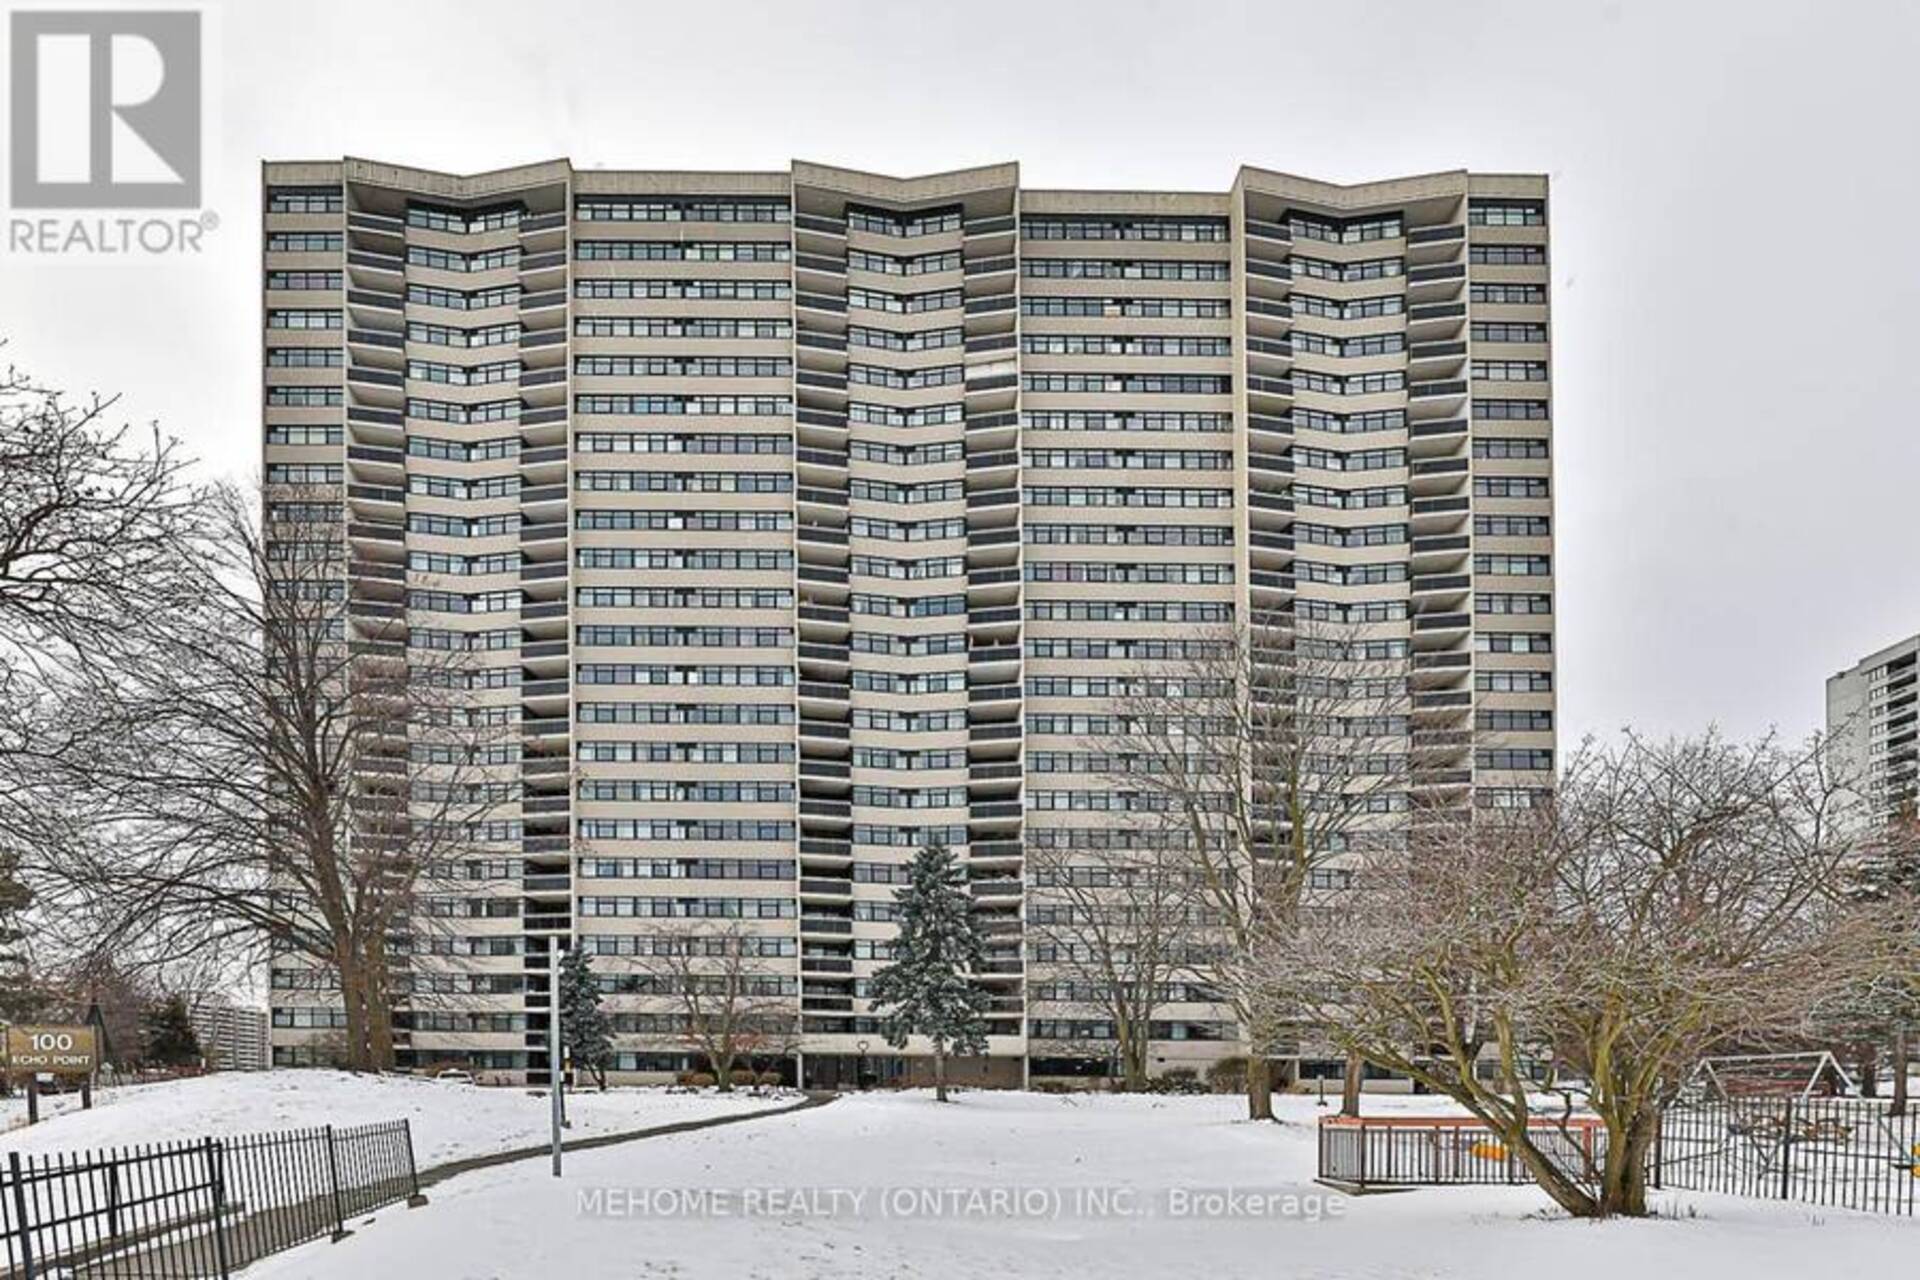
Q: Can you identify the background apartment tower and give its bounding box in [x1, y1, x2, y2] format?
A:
[1828, 634, 1920, 831]
[261, 158, 1555, 1084]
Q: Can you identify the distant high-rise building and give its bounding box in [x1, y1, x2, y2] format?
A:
[190, 999, 271, 1072]
[260, 158, 1555, 1085]
[1828, 633, 1920, 829]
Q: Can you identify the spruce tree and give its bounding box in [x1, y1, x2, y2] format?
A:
[868, 841, 988, 1101]
[140, 994, 202, 1068]
[558, 945, 615, 1090]
[0, 848, 39, 1024]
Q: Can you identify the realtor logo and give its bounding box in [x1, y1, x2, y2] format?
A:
[8, 10, 202, 208]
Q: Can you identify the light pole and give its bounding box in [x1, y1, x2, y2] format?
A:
[856, 1037, 870, 1091]
[549, 947, 563, 1177]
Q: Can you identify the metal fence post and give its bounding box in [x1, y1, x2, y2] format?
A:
[7, 1151, 36, 1280]
[206, 1137, 233, 1279]
[402, 1119, 428, 1207]
[324, 1125, 350, 1241]
[1778, 1099, 1793, 1201]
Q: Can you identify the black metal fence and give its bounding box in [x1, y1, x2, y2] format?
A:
[1317, 1099, 1920, 1218]
[1, 1119, 421, 1279]
[1656, 1096, 1919, 1217]
[1318, 1115, 1607, 1187]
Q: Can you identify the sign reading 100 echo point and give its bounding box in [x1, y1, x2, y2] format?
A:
[3, 1025, 99, 1075]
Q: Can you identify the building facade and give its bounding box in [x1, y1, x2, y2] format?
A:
[1828, 634, 1920, 831]
[190, 1000, 272, 1072]
[261, 158, 1555, 1085]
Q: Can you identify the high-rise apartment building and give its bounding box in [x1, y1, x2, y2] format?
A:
[1828, 634, 1919, 830]
[190, 999, 272, 1072]
[261, 158, 1554, 1085]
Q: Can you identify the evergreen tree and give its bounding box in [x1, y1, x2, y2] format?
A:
[868, 841, 988, 1101]
[0, 847, 40, 1024]
[558, 945, 614, 1090]
[140, 994, 202, 1067]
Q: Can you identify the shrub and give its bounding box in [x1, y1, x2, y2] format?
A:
[1143, 1068, 1207, 1096]
[755, 1071, 782, 1087]
[1206, 1057, 1247, 1094]
[686, 1072, 717, 1088]
[728, 1069, 756, 1088]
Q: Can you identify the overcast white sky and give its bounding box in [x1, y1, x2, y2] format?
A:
[2, 0, 1915, 749]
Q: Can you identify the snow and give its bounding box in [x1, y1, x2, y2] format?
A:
[0, 1070, 794, 1169]
[244, 1090, 1919, 1280]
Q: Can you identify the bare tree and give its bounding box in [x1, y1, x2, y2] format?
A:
[0, 353, 212, 973]
[1092, 618, 1412, 1118]
[1027, 823, 1212, 1089]
[1271, 730, 1891, 1217]
[0, 355, 206, 653]
[38, 482, 514, 1070]
[630, 921, 800, 1090]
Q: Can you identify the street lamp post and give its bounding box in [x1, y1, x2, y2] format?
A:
[856, 1037, 870, 1091]
[549, 949, 563, 1177]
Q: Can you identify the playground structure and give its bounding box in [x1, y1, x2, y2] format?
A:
[1680, 1051, 1855, 1103]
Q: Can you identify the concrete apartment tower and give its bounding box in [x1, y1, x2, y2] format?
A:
[1828, 634, 1920, 831]
[260, 159, 1555, 1085]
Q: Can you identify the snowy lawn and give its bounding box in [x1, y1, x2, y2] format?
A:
[0, 1071, 796, 1169]
[246, 1089, 1919, 1279]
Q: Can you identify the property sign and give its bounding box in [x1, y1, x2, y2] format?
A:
[4, 1025, 99, 1075]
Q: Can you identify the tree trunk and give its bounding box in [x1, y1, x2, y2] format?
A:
[934, 1047, 948, 1103]
[1340, 1049, 1364, 1118]
[1859, 1043, 1879, 1098]
[714, 1050, 733, 1091]
[1891, 1027, 1910, 1119]
[1245, 1054, 1274, 1121]
[338, 957, 371, 1073]
[1595, 1110, 1656, 1218]
[1119, 1032, 1148, 1092]
[1507, 1123, 1602, 1218]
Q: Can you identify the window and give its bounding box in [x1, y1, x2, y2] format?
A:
[267, 347, 343, 367]
[1475, 554, 1551, 576]
[1477, 632, 1552, 654]
[1478, 748, 1554, 771]
[574, 240, 788, 262]
[267, 188, 342, 214]
[1479, 709, 1553, 731]
[1474, 514, 1550, 537]
[846, 206, 961, 237]
[265, 424, 342, 445]
[1470, 244, 1546, 265]
[1473, 438, 1550, 460]
[1474, 476, 1551, 498]
[1478, 670, 1554, 692]
[1294, 294, 1403, 321]
[1288, 213, 1402, 243]
[1023, 258, 1229, 281]
[1469, 200, 1545, 227]
[265, 387, 341, 408]
[575, 198, 789, 223]
[1474, 399, 1549, 421]
[1475, 592, 1552, 614]
[1021, 216, 1227, 242]
[1472, 321, 1548, 343]
[265, 272, 341, 297]
[1472, 360, 1548, 382]
[266, 309, 341, 330]
[1470, 283, 1547, 305]
[406, 203, 522, 233]
[266, 231, 342, 252]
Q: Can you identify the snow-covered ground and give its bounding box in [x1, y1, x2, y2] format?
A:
[0, 1070, 795, 1169]
[247, 1090, 1918, 1280]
